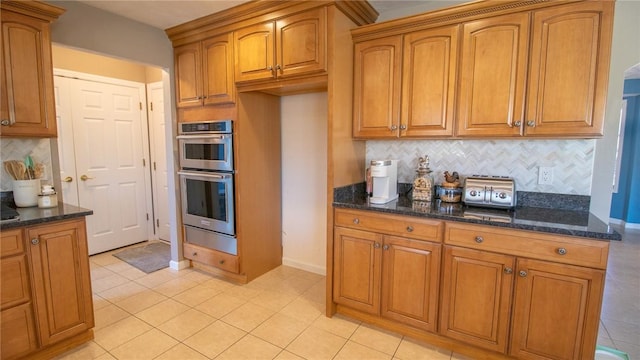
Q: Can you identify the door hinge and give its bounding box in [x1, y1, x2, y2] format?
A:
[150, 102, 153, 111]
[143, 158, 146, 166]
[146, 213, 149, 221]
[153, 162, 156, 171]
[139, 102, 143, 110]
[156, 219, 160, 227]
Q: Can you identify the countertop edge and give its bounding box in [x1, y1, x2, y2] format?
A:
[0, 204, 93, 230]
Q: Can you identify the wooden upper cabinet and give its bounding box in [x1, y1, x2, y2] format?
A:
[440, 246, 515, 353]
[525, 1, 613, 137]
[401, 25, 459, 137]
[353, 36, 402, 139]
[174, 33, 235, 108]
[510, 258, 605, 359]
[27, 219, 94, 346]
[0, 7, 60, 137]
[456, 12, 530, 137]
[235, 7, 327, 83]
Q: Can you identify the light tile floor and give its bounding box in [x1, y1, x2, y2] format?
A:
[56, 227, 639, 360]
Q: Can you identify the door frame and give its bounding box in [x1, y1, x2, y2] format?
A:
[53, 68, 155, 244]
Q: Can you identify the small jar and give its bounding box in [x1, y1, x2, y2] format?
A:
[440, 183, 462, 203]
[38, 186, 58, 208]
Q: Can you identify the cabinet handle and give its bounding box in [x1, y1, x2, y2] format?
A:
[406, 226, 414, 233]
[374, 242, 381, 249]
[219, 260, 225, 265]
[399, 124, 407, 130]
[390, 125, 398, 131]
[276, 64, 282, 71]
[31, 238, 39, 245]
[267, 66, 273, 71]
[192, 252, 197, 256]
[556, 247, 567, 255]
[519, 270, 528, 277]
[474, 236, 484, 243]
[504, 267, 513, 274]
[1, 119, 10, 126]
[514, 121, 522, 127]
[353, 218, 360, 225]
[383, 244, 389, 251]
[527, 120, 535, 127]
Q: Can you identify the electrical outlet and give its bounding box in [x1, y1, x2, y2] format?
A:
[538, 167, 554, 185]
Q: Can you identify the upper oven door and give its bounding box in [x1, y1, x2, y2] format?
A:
[177, 134, 233, 172]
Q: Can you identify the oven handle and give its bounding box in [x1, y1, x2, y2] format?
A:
[176, 134, 230, 140]
[178, 171, 230, 179]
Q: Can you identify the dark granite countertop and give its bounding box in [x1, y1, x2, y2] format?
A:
[0, 203, 93, 230]
[333, 185, 620, 241]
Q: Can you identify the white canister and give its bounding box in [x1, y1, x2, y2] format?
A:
[13, 179, 41, 207]
[38, 193, 58, 208]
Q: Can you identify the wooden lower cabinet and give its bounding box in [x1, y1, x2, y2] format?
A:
[509, 258, 605, 360]
[333, 226, 441, 331]
[440, 246, 515, 353]
[0, 218, 94, 360]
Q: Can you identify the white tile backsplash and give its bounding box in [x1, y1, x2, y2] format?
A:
[1, 138, 53, 192]
[366, 139, 595, 195]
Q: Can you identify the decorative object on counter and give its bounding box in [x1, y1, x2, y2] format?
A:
[440, 171, 462, 203]
[3, 157, 45, 180]
[412, 155, 434, 202]
[37, 184, 58, 208]
[12, 179, 40, 207]
[369, 160, 399, 204]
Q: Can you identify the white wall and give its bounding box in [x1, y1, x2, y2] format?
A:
[281, 93, 328, 275]
[590, 0, 640, 222]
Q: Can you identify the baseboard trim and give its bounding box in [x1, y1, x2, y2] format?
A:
[609, 218, 640, 230]
[282, 257, 326, 275]
[169, 259, 190, 271]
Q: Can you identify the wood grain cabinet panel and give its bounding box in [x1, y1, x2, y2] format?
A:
[510, 258, 605, 360]
[352, 36, 403, 138]
[440, 246, 515, 353]
[456, 12, 529, 137]
[525, 1, 613, 137]
[27, 219, 94, 347]
[1, 303, 38, 359]
[0, 7, 60, 137]
[401, 25, 459, 137]
[235, 8, 327, 83]
[174, 33, 235, 108]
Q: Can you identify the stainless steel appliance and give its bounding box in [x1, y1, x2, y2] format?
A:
[463, 175, 516, 209]
[177, 120, 233, 172]
[178, 120, 237, 255]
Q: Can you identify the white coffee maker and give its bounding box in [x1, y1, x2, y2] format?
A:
[369, 160, 398, 204]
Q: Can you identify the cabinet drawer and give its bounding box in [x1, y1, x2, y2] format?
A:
[184, 242, 239, 273]
[335, 209, 443, 242]
[445, 222, 609, 269]
[1, 254, 31, 309]
[1, 228, 24, 258]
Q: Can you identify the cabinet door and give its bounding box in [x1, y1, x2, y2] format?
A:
[525, 1, 613, 137]
[353, 36, 402, 139]
[1, 303, 38, 359]
[381, 236, 440, 332]
[333, 227, 382, 314]
[456, 13, 529, 137]
[510, 258, 605, 360]
[174, 42, 202, 108]
[440, 246, 515, 353]
[0, 10, 56, 137]
[202, 33, 235, 105]
[27, 219, 94, 346]
[401, 26, 458, 137]
[275, 7, 326, 78]
[235, 22, 275, 82]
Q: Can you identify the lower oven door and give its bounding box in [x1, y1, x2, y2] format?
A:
[179, 170, 235, 236]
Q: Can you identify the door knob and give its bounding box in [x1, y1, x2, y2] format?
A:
[63, 176, 73, 182]
[80, 175, 94, 181]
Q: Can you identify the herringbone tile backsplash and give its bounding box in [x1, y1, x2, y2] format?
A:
[366, 139, 595, 195]
[1, 138, 53, 191]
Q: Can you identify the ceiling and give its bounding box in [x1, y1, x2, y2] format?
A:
[73, 0, 423, 30]
[67, 1, 640, 80]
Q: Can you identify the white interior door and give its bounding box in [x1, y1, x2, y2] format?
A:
[55, 70, 152, 255]
[147, 81, 170, 241]
[54, 76, 79, 206]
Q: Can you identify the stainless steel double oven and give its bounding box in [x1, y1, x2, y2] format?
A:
[177, 120, 236, 255]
